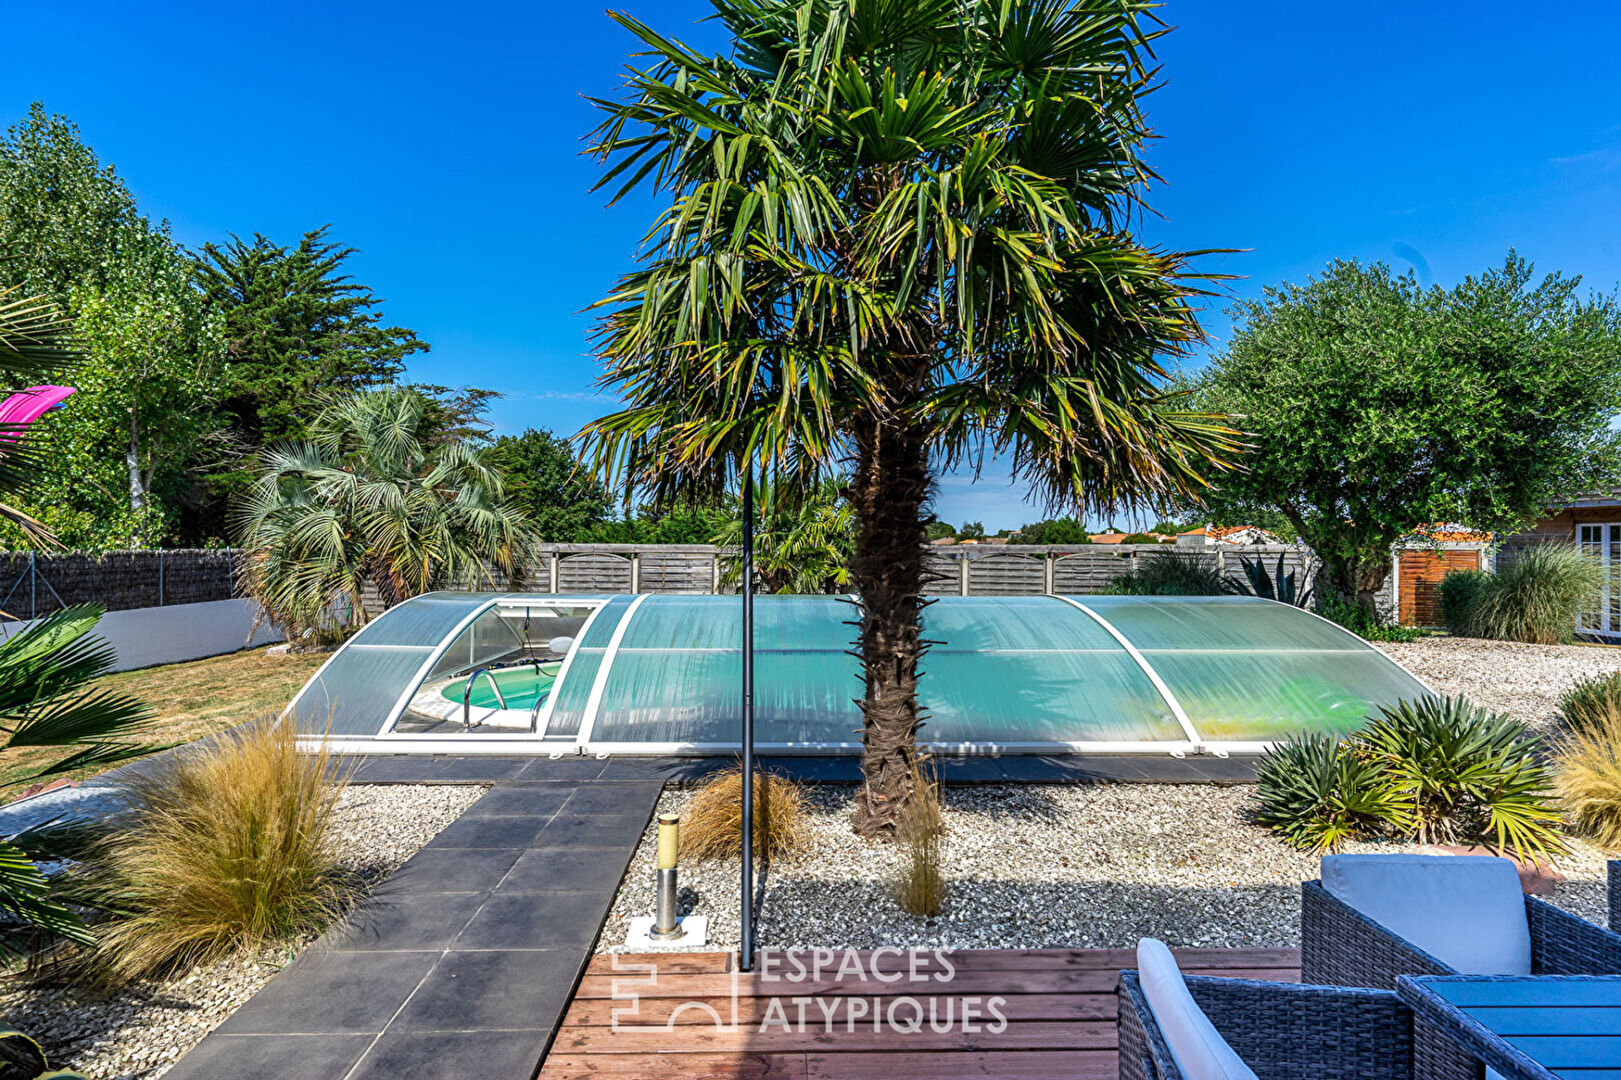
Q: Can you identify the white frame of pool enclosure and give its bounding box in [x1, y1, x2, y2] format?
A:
[284, 591, 1434, 758]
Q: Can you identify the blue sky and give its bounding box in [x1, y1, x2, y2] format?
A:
[5, 2, 1619, 529]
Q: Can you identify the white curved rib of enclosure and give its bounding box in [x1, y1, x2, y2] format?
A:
[574, 592, 653, 751]
[1048, 594, 1205, 751]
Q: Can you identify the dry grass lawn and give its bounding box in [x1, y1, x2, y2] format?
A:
[0, 647, 327, 794]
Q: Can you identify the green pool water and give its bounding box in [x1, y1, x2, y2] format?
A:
[442, 663, 561, 710]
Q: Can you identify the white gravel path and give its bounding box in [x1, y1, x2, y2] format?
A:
[0, 783, 485, 1080]
[600, 782, 1610, 954]
[1376, 636, 1621, 732]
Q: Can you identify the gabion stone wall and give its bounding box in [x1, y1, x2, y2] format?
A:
[0, 549, 237, 620]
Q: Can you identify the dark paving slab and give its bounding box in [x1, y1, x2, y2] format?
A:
[167, 776, 656, 1080]
[348, 1030, 555, 1080]
[162, 1033, 376, 1080]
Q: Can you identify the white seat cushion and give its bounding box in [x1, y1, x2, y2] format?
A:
[1136, 938, 1259, 1080]
[1321, 853, 1531, 975]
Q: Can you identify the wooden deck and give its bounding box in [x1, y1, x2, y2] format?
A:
[540, 947, 1299, 1079]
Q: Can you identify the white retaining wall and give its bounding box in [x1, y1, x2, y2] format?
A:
[3, 597, 283, 672]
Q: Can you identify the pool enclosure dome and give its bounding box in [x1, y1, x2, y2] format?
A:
[284, 592, 1431, 756]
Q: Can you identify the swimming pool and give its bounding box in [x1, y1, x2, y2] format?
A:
[439, 663, 560, 711]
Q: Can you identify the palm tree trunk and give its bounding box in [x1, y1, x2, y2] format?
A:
[848, 406, 930, 839]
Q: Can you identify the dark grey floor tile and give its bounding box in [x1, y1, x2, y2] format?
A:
[532, 810, 651, 847]
[215, 949, 440, 1034]
[381, 847, 523, 894]
[430, 757, 528, 782]
[499, 845, 634, 894]
[390, 948, 576, 1032]
[428, 813, 557, 849]
[461, 785, 572, 817]
[324, 890, 486, 950]
[348, 1029, 552, 1080]
[515, 757, 606, 781]
[163, 1033, 375, 1080]
[456, 890, 608, 949]
[560, 782, 660, 815]
[348, 756, 446, 783]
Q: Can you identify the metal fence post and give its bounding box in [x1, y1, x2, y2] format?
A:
[630, 551, 641, 594]
[28, 552, 35, 619]
[1044, 552, 1055, 594]
[158, 550, 165, 607]
[958, 553, 970, 596]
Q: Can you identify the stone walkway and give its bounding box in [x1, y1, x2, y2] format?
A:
[163, 770, 660, 1080]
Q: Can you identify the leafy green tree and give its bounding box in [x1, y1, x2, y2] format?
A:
[957, 521, 987, 541]
[193, 226, 426, 452]
[584, 504, 733, 544]
[1010, 517, 1089, 544]
[923, 521, 956, 542]
[484, 428, 614, 541]
[1196, 255, 1621, 610]
[714, 478, 855, 593]
[235, 387, 535, 641]
[582, 0, 1237, 833]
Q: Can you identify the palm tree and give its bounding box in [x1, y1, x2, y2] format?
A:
[582, 0, 1240, 835]
[235, 387, 535, 641]
[713, 478, 854, 593]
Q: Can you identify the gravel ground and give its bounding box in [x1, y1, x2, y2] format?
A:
[600, 782, 1610, 953]
[0, 783, 484, 1080]
[1376, 635, 1621, 732]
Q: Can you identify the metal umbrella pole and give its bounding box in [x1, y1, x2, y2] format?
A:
[739, 463, 756, 971]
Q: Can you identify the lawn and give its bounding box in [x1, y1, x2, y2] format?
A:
[1, 646, 328, 794]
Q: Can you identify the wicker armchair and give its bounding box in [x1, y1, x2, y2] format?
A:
[1301, 879, 1621, 990]
[1118, 971, 1413, 1080]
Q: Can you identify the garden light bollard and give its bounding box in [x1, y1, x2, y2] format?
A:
[651, 813, 683, 941]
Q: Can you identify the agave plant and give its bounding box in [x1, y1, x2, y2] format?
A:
[1254, 733, 1409, 852]
[1239, 552, 1314, 608]
[1360, 695, 1565, 859]
[234, 387, 536, 641]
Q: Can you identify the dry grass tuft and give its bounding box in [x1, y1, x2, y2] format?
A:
[1557, 711, 1621, 851]
[678, 765, 807, 862]
[77, 720, 350, 982]
[895, 760, 946, 918]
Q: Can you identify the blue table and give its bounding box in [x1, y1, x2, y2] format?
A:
[1397, 975, 1621, 1080]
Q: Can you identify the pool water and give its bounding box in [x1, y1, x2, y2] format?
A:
[441, 663, 561, 711]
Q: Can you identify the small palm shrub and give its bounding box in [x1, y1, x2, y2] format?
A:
[1254, 696, 1565, 859]
[77, 721, 348, 981]
[1254, 734, 1410, 851]
[1104, 551, 1230, 596]
[678, 765, 807, 861]
[1558, 672, 1621, 736]
[1319, 594, 1422, 643]
[1556, 710, 1621, 850]
[1440, 544, 1602, 644]
[895, 761, 945, 917]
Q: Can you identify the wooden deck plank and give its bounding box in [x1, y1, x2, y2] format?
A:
[807, 1050, 1118, 1079]
[564, 992, 1118, 1027]
[554, 1020, 1115, 1054]
[540, 1051, 807, 1078]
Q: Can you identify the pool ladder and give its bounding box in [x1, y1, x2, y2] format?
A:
[462, 667, 508, 730]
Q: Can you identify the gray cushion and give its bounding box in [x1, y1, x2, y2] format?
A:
[1136, 938, 1258, 1080]
[1321, 853, 1531, 975]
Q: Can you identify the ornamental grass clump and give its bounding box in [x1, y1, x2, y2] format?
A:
[1254, 695, 1565, 859]
[895, 761, 945, 918]
[1440, 544, 1602, 644]
[678, 765, 807, 862]
[1104, 551, 1230, 596]
[1558, 672, 1621, 736]
[1555, 711, 1621, 851]
[78, 720, 349, 982]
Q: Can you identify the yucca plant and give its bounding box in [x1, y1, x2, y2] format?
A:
[581, 0, 1241, 835]
[1239, 552, 1314, 608]
[1360, 696, 1565, 860]
[1254, 734, 1409, 852]
[1559, 672, 1621, 736]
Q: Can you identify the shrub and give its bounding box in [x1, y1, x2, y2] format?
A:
[1237, 552, 1314, 608]
[895, 762, 945, 917]
[1361, 696, 1565, 857]
[1254, 734, 1409, 851]
[76, 721, 348, 982]
[1253, 695, 1566, 860]
[1104, 551, 1230, 596]
[1319, 594, 1423, 643]
[679, 765, 807, 862]
[1556, 710, 1621, 850]
[1440, 543, 1602, 644]
[1559, 672, 1621, 736]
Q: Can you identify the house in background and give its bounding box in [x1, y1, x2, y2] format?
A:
[1496, 490, 1621, 640]
[1175, 524, 1280, 547]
